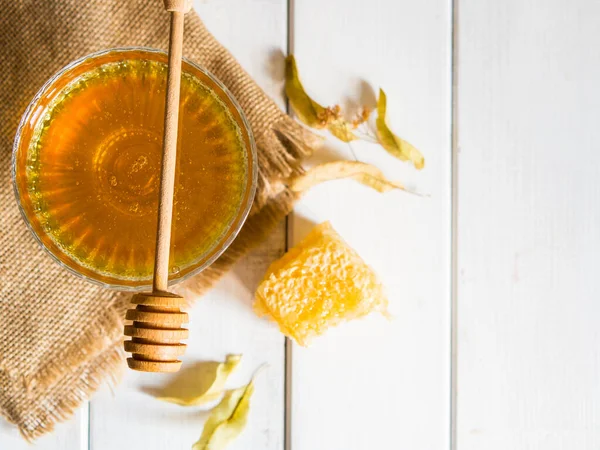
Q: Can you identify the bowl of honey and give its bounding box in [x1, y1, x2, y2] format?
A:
[12, 48, 257, 290]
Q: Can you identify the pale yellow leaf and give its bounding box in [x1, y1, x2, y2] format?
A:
[156, 354, 241, 406]
[351, 172, 406, 193]
[192, 368, 264, 450]
[328, 119, 359, 142]
[375, 88, 425, 170]
[290, 161, 418, 195]
[285, 55, 327, 128]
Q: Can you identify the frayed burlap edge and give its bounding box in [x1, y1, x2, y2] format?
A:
[0, 298, 127, 441]
[0, 344, 125, 441]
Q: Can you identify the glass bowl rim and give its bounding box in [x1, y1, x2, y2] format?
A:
[11, 46, 258, 291]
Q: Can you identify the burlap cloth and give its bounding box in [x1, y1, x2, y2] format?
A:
[0, 0, 317, 440]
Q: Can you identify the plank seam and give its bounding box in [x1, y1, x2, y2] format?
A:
[450, 0, 459, 448]
[85, 401, 91, 450]
[284, 1, 295, 450]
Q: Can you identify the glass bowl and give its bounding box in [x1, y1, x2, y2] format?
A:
[12, 48, 257, 291]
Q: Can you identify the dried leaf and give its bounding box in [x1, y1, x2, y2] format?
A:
[290, 161, 417, 195]
[375, 89, 425, 170]
[156, 354, 241, 406]
[351, 172, 406, 193]
[192, 368, 264, 450]
[285, 55, 327, 128]
[286, 55, 363, 142]
[328, 119, 359, 142]
[191, 386, 252, 450]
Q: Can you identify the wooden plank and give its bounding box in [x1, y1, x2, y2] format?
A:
[0, 406, 87, 450]
[290, 1, 452, 449]
[455, 1, 600, 448]
[88, 1, 288, 449]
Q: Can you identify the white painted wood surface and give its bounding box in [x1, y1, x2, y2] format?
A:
[289, 1, 452, 449]
[455, 1, 600, 449]
[0, 408, 87, 450]
[3, 0, 600, 449]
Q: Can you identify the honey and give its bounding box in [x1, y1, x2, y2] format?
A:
[14, 51, 253, 287]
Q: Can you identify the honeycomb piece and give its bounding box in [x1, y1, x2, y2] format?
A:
[254, 222, 388, 346]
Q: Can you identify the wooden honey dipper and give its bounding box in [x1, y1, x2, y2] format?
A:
[124, 0, 193, 373]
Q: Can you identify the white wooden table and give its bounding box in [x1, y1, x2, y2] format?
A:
[2, 0, 600, 448]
